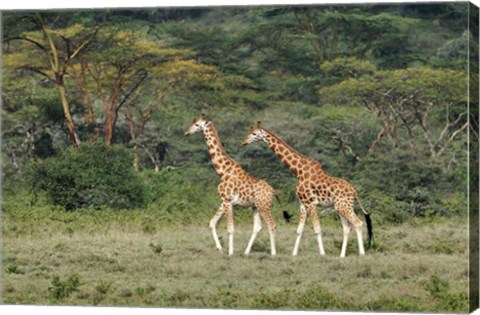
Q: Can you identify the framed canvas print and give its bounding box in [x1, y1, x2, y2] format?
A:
[1, 0, 479, 314]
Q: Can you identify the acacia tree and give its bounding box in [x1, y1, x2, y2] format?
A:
[320, 66, 468, 159]
[289, 7, 418, 68]
[3, 14, 98, 146]
[121, 59, 219, 171]
[69, 28, 196, 145]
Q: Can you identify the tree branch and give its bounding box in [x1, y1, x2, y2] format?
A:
[436, 121, 469, 157]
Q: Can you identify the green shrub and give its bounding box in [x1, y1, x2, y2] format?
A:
[353, 148, 466, 221]
[5, 262, 23, 275]
[366, 296, 424, 312]
[48, 274, 81, 301]
[141, 167, 221, 223]
[426, 274, 468, 312]
[250, 289, 292, 309]
[30, 144, 147, 210]
[293, 284, 350, 310]
[149, 242, 163, 255]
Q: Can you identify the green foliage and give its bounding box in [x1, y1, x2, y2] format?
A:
[2, 4, 470, 222]
[149, 242, 163, 255]
[367, 296, 425, 312]
[48, 274, 82, 301]
[95, 281, 113, 295]
[30, 144, 148, 210]
[354, 148, 466, 220]
[134, 285, 156, 299]
[321, 57, 377, 85]
[426, 275, 468, 312]
[5, 262, 24, 275]
[293, 284, 349, 310]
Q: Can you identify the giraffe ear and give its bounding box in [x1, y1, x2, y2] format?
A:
[192, 118, 198, 123]
[255, 121, 261, 128]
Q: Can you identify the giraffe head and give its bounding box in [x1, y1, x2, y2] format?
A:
[242, 121, 267, 145]
[185, 114, 211, 136]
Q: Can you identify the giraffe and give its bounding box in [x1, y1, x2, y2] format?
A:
[242, 122, 373, 257]
[185, 115, 277, 256]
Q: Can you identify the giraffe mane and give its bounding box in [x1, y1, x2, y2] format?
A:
[263, 128, 308, 160]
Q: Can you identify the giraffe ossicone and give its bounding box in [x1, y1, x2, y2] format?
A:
[185, 115, 277, 256]
[242, 122, 374, 257]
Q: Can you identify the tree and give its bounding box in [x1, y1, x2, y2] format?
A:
[289, 7, 418, 68]
[3, 13, 99, 146]
[69, 28, 197, 145]
[1, 66, 62, 172]
[320, 66, 468, 159]
[121, 59, 219, 170]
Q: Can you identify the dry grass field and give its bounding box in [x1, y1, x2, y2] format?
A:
[1, 200, 469, 313]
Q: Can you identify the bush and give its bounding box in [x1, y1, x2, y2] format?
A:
[30, 144, 148, 210]
[426, 275, 468, 312]
[141, 167, 222, 223]
[49, 274, 81, 301]
[353, 147, 466, 220]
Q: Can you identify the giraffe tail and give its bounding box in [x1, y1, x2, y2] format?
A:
[274, 191, 293, 223]
[356, 195, 374, 249]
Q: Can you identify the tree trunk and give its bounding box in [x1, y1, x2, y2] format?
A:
[57, 83, 79, 146]
[6, 144, 19, 170]
[133, 144, 140, 171]
[104, 110, 114, 145]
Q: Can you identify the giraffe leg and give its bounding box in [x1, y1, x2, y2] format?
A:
[244, 210, 262, 255]
[258, 207, 276, 256]
[292, 204, 307, 256]
[307, 204, 325, 256]
[339, 215, 351, 258]
[224, 203, 234, 256]
[354, 223, 365, 256]
[209, 204, 225, 251]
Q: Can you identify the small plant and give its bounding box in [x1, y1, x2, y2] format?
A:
[251, 241, 268, 253]
[48, 274, 81, 301]
[91, 280, 113, 305]
[369, 240, 386, 253]
[95, 281, 113, 295]
[293, 284, 348, 310]
[425, 274, 468, 312]
[54, 242, 66, 250]
[426, 274, 450, 296]
[367, 296, 424, 312]
[149, 242, 163, 255]
[251, 289, 292, 309]
[134, 285, 156, 299]
[143, 222, 157, 234]
[168, 290, 191, 305]
[5, 262, 23, 275]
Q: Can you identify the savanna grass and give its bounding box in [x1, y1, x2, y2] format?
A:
[2, 198, 469, 312]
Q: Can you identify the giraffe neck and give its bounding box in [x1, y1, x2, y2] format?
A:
[203, 123, 237, 177]
[263, 129, 322, 177]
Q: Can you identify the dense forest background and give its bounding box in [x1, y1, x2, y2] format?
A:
[2, 3, 477, 221]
